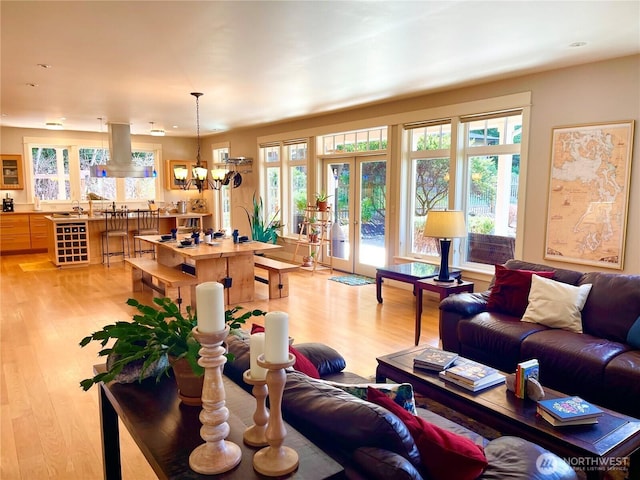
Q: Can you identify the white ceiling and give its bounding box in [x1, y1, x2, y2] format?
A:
[1, 1, 639, 137]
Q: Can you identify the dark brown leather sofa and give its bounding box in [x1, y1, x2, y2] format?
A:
[224, 333, 577, 480]
[440, 259, 640, 418]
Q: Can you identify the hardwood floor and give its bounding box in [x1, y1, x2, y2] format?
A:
[0, 253, 443, 479]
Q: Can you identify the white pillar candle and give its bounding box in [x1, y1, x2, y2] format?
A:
[195, 282, 225, 333]
[250, 332, 267, 380]
[264, 311, 289, 363]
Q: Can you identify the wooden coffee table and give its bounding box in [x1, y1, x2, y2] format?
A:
[95, 365, 344, 480]
[376, 346, 640, 480]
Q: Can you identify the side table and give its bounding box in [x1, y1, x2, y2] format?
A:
[414, 278, 474, 345]
[376, 262, 460, 303]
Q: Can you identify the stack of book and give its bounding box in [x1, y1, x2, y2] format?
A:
[413, 347, 458, 372]
[537, 396, 603, 427]
[515, 359, 539, 399]
[439, 359, 506, 392]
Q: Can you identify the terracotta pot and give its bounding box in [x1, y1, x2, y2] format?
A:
[316, 200, 328, 211]
[170, 356, 204, 406]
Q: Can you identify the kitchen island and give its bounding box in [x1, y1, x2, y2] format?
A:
[45, 212, 212, 266]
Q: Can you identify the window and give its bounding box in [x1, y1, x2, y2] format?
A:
[212, 146, 231, 231]
[406, 122, 452, 255]
[462, 111, 522, 266]
[32, 147, 70, 200]
[404, 109, 525, 270]
[28, 138, 160, 204]
[322, 127, 387, 153]
[259, 140, 308, 237]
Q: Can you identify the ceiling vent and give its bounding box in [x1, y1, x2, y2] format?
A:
[90, 123, 154, 178]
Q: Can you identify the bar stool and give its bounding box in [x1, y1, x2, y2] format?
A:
[101, 209, 130, 266]
[133, 209, 160, 258]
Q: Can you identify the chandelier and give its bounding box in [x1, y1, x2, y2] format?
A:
[174, 92, 216, 192]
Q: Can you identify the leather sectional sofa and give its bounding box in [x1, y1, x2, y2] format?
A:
[440, 259, 640, 418]
[224, 333, 577, 480]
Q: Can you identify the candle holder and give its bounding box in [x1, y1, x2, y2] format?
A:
[253, 353, 299, 477]
[188, 326, 242, 475]
[242, 370, 269, 447]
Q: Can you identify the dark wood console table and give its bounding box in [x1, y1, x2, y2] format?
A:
[95, 365, 344, 479]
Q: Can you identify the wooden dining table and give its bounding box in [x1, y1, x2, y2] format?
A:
[135, 235, 281, 306]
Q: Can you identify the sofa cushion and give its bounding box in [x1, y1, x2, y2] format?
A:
[627, 316, 640, 349]
[457, 312, 548, 372]
[292, 342, 347, 376]
[480, 436, 578, 480]
[326, 381, 417, 414]
[368, 387, 487, 480]
[603, 350, 640, 418]
[487, 264, 555, 317]
[579, 272, 640, 342]
[521, 275, 592, 333]
[503, 259, 583, 286]
[521, 330, 630, 397]
[282, 371, 423, 469]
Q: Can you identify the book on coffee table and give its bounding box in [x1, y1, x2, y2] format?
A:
[439, 370, 506, 392]
[537, 396, 603, 425]
[413, 347, 458, 371]
[444, 360, 498, 385]
[536, 407, 599, 427]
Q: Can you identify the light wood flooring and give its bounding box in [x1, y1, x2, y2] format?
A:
[0, 253, 442, 480]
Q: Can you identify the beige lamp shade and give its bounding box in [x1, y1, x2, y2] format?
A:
[423, 210, 467, 239]
[192, 165, 208, 181]
[173, 166, 189, 181]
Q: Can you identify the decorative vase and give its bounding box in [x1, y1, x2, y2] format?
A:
[171, 356, 204, 406]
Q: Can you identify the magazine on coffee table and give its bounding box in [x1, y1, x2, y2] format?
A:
[413, 347, 458, 371]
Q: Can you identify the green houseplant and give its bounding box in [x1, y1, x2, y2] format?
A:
[243, 193, 283, 244]
[79, 297, 266, 391]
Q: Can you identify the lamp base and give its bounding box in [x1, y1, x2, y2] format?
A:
[434, 276, 456, 283]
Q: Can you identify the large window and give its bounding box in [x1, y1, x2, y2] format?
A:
[405, 109, 524, 269]
[259, 140, 308, 237]
[212, 145, 231, 231]
[407, 122, 452, 256]
[462, 111, 521, 266]
[28, 139, 160, 204]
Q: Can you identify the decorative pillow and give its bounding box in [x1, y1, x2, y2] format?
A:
[487, 264, 555, 317]
[521, 275, 592, 333]
[250, 324, 320, 378]
[325, 381, 417, 415]
[627, 316, 640, 349]
[367, 387, 487, 480]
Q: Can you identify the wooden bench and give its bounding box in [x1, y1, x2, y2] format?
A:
[254, 256, 300, 299]
[125, 258, 199, 307]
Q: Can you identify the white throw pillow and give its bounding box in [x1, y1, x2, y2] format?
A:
[521, 275, 592, 333]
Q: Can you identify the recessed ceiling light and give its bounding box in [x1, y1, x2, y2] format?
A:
[45, 122, 64, 130]
[569, 42, 587, 48]
[37, 63, 52, 69]
[26, 83, 39, 87]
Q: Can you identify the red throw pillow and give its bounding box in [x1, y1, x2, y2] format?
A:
[367, 387, 487, 480]
[487, 264, 555, 317]
[250, 324, 320, 379]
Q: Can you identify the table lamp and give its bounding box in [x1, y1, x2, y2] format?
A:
[423, 210, 467, 282]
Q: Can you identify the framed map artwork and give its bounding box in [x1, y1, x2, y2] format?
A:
[544, 121, 634, 269]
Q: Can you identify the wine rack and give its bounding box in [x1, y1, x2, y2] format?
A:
[53, 221, 89, 265]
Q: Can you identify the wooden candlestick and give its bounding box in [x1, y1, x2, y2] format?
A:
[189, 326, 242, 475]
[242, 370, 269, 447]
[252, 353, 299, 477]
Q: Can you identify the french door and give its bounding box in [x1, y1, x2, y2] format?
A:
[323, 155, 387, 277]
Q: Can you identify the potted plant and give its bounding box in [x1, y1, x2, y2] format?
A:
[79, 297, 266, 403]
[315, 192, 332, 211]
[243, 192, 283, 244]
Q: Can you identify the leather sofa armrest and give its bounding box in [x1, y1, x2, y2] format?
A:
[439, 291, 490, 352]
[352, 447, 425, 480]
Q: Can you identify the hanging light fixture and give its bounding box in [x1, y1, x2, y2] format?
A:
[174, 92, 217, 192]
[149, 122, 165, 136]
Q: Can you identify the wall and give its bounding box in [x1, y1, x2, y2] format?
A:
[208, 54, 640, 274]
[2, 54, 638, 273]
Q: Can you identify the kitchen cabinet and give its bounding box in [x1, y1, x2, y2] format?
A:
[1, 155, 24, 189]
[29, 214, 50, 250]
[0, 214, 31, 251]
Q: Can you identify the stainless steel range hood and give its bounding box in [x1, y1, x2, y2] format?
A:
[90, 123, 154, 178]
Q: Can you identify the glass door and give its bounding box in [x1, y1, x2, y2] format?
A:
[324, 156, 387, 276]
